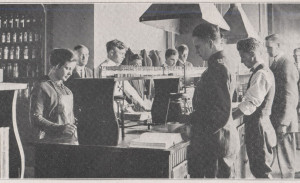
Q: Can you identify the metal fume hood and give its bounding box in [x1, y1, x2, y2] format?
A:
[223, 4, 259, 44]
[139, 3, 230, 34]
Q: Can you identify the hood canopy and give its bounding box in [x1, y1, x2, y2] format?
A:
[140, 3, 230, 34]
[223, 4, 259, 44]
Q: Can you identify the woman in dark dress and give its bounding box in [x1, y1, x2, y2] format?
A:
[30, 48, 78, 144]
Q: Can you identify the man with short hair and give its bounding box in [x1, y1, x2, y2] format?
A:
[233, 37, 276, 178]
[164, 48, 178, 66]
[188, 23, 239, 178]
[98, 39, 151, 111]
[265, 34, 299, 178]
[176, 44, 193, 67]
[101, 39, 127, 67]
[71, 44, 93, 79]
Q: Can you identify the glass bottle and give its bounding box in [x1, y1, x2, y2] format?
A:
[34, 32, 39, 42]
[13, 63, 18, 78]
[0, 47, 2, 60]
[8, 14, 13, 29]
[26, 63, 30, 77]
[1, 32, 5, 43]
[25, 15, 31, 28]
[7, 63, 12, 79]
[18, 32, 23, 43]
[23, 45, 29, 59]
[15, 46, 20, 60]
[31, 46, 36, 59]
[32, 17, 36, 27]
[23, 31, 28, 42]
[2, 15, 7, 29]
[9, 46, 14, 60]
[0, 15, 2, 29]
[14, 14, 19, 28]
[35, 65, 39, 77]
[28, 32, 33, 42]
[3, 46, 8, 60]
[6, 32, 10, 43]
[12, 32, 17, 43]
[20, 15, 25, 28]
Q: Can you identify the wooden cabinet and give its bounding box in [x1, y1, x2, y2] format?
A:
[0, 4, 45, 83]
[34, 141, 190, 178]
[0, 83, 27, 178]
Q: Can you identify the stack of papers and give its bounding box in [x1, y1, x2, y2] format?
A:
[124, 112, 151, 121]
[129, 132, 183, 149]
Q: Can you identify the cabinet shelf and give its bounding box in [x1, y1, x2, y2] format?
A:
[0, 59, 42, 63]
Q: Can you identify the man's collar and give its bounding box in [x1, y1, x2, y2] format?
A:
[274, 52, 283, 62]
[76, 65, 85, 71]
[106, 58, 118, 66]
[177, 59, 185, 65]
[250, 62, 260, 72]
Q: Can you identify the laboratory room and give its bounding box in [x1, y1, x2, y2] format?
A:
[0, 2, 300, 179]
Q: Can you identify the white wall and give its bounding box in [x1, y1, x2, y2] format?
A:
[94, 3, 167, 68]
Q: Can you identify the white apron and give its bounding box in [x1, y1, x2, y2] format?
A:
[40, 83, 78, 145]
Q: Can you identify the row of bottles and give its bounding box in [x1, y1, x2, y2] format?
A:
[1, 31, 41, 43]
[1, 62, 39, 79]
[0, 14, 41, 29]
[0, 45, 38, 60]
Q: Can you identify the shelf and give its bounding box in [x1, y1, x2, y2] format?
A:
[5, 77, 39, 83]
[0, 59, 42, 63]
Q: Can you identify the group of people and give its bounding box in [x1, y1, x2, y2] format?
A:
[29, 22, 299, 179]
[188, 23, 299, 179]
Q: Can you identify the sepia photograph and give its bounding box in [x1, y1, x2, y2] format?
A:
[0, 2, 300, 180]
